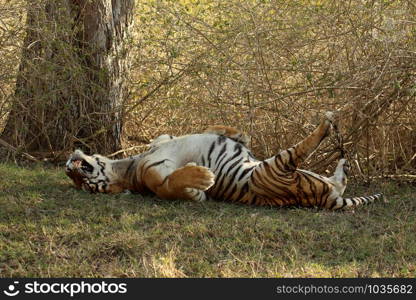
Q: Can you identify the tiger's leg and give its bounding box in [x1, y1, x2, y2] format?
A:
[277, 111, 335, 171]
[143, 161, 215, 201]
[329, 158, 350, 196]
[249, 112, 335, 201]
[252, 111, 335, 180]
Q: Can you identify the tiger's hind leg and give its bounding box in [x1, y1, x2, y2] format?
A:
[325, 159, 383, 210]
[252, 112, 335, 181]
[143, 161, 215, 201]
[329, 158, 350, 196]
[250, 111, 336, 200]
[277, 111, 336, 171]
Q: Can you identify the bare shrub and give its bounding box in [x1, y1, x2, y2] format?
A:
[1, 0, 415, 179]
[127, 0, 416, 178]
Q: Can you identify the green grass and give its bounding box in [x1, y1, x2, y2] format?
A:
[0, 163, 415, 277]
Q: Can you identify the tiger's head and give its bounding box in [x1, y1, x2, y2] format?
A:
[65, 149, 116, 193]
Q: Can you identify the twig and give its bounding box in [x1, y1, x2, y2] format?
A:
[0, 138, 40, 162]
[351, 174, 416, 180]
[107, 145, 144, 158]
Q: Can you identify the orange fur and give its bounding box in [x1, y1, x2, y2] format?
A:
[65, 170, 84, 189]
[106, 184, 126, 194]
[66, 112, 382, 210]
[144, 165, 214, 200]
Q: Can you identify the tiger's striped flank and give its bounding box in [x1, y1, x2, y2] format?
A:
[66, 111, 383, 210]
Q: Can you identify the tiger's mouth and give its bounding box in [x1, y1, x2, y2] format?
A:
[66, 158, 95, 190]
[68, 159, 94, 174]
[71, 159, 82, 168]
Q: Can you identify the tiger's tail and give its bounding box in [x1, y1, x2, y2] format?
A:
[330, 193, 384, 210]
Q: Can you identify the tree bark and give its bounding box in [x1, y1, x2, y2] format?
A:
[1, 0, 134, 157]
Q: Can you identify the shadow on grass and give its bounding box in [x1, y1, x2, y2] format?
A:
[1, 163, 415, 277]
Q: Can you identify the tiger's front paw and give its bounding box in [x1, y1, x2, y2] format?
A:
[186, 165, 215, 191]
[171, 164, 215, 191]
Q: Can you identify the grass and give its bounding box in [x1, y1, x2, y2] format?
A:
[0, 162, 415, 278]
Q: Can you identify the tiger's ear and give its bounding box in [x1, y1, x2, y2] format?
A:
[204, 125, 251, 147]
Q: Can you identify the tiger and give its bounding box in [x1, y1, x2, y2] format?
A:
[65, 111, 383, 210]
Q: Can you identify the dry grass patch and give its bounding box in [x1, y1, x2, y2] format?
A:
[0, 163, 415, 277]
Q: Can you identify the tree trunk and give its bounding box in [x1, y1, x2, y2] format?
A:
[1, 0, 134, 157]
